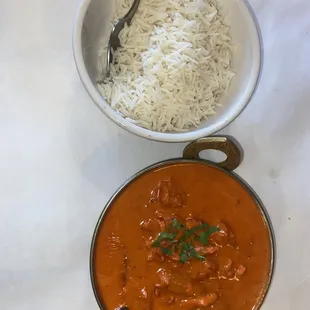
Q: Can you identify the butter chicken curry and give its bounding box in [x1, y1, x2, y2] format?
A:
[92, 162, 272, 310]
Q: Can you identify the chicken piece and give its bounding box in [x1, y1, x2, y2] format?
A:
[132, 297, 151, 310]
[147, 248, 165, 262]
[180, 293, 217, 308]
[167, 296, 175, 304]
[166, 252, 181, 262]
[142, 236, 154, 247]
[156, 268, 194, 296]
[218, 257, 232, 272]
[217, 222, 230, 235]
[154, 286, 160, 297]
[153, 286, 176, 304]
[195, 245, 219, 255]
[156, 268, 170, 287]
[187, 259, 215, 280]
[218, 257, 234, 279]
[210, 221, 235, 247]
[235, 264, 246, 280]
[150, 179, 186, 208]
[185, 215, 202, 229]
[154, 209, 165, 220]
[107, 234, 124, 253]
[139, 287, 148, 299]
[168, 280, 193, 296]
[140, 218, 166, 232]
[125, 278, 150, 309]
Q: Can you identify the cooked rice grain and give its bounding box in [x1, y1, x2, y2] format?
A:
[98, 0, 235, 132]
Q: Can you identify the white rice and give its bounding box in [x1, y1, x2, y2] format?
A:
[98, 0, 235, 132]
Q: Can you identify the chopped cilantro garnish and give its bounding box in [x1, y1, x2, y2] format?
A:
[151, 218, 219, 263]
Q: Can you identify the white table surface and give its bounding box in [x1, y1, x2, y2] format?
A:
[1, 0, 310, 309]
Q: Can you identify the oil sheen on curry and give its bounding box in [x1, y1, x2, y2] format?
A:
[93, 162, 272, 310]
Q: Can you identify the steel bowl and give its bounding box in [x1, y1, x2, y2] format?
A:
[73, 0, 262, 142]
[90, 136, 275, 309]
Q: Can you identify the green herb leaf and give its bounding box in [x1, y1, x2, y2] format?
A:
[185, 223, 209, 238]
[152, 232, 176, 247]
[161, 247, 173, 255]
[189, 243, 206, 261]
[180, 252, 189, 263]
[191, 250, 206, 261]
[180, 241, 189, 252]
[199, 231, 210, 245]
[172, 218, 185, 230]
[151, 219, 219, 263]
[199, 226, 220, 245]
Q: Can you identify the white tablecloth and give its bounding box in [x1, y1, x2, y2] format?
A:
[1, 0, 309, 309]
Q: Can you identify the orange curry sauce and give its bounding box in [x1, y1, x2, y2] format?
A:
[93, 162, 272, 310]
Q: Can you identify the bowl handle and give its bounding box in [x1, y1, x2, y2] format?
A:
[183, 136, 243, 171]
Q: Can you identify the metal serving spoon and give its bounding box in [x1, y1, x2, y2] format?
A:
[106, 0, 140, 78]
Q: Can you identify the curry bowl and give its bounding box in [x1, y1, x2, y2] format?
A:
[90, 136, 274, 310]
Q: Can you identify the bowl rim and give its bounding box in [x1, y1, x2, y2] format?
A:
[72, 0, 262, 142]
[89, 159, 275, 310]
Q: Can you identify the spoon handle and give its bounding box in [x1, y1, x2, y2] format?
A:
[123, 0, 140, 24]
[105, 0, 140, 78]
[106, 40, 112, 78]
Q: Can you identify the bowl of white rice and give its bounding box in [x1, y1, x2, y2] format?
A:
[73, 0, 261, 142]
